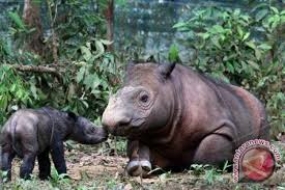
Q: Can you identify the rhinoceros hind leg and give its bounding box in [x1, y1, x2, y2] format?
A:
[38, 149, 51, 180]
[1, 145, 16, 181]
[126, 159, 152, 177]
[20, 152, 36, 180]
[193, 134, 234, 167]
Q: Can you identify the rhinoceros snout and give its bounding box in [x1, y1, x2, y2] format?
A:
[102, 109, 131, 134]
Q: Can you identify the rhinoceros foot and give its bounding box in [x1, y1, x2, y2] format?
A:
[126, 160, 152, 177]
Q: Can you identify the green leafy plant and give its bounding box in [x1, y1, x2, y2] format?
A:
[203, 167, 223, 185]
[48, 167, 70, 189]
[173, 3, 285, 137]
[0, 1, 121, 127]
[0, 65, 35, 124]
[0, 170, 9, 183]
[190, 164, 211, 176]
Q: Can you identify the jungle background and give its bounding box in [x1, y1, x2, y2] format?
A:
[0, 0, 284, 189]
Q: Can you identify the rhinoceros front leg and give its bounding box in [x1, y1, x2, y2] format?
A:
[37, 149, 51, 180]
[126, 140, 152, 177]
[193, 134, 234, 166]
[50, 135, 67, 175]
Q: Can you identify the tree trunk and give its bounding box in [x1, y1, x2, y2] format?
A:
[22, 0, 44, 55]
[105, 0, 114, 52]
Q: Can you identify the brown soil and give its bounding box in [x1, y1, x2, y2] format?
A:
[3, 141, 285, 190]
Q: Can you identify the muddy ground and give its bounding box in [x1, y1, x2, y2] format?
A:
[1, 141, 285, 190]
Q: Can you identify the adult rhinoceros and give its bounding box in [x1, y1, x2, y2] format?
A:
[102, 62, 269, 177]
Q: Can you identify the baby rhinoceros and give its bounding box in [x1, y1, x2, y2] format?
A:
[0, 107, 108, 181]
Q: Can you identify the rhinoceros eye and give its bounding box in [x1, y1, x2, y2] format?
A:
[139, 92, 149, 103]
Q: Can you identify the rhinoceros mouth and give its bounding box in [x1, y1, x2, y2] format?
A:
[104, 117, 146, 137]
[111, 125, 132, 136]
[111, 122, 146, 137]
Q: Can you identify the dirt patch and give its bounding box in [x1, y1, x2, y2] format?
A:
[66, 154, 127, 180]
[2, 141, 285, 190]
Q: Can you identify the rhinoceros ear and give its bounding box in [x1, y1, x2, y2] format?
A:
[67, 111, 77, 121]
[158, 62, 176, 78]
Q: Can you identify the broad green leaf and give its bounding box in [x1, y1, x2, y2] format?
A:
[1, 39, 13, 56]
[245, 41, 257, 50]
[10, 84, 17, 92]
[80, 46, 92, 61]
[247, 60, 260, 70]
[270, 6, 279, 14]
[83, 73, 99, 89]
[173, 22, 188, 29]
[8, 12, 26, 30]
[242, 32, 250, 41]
[210, 25, 225, 34]
[86, 42, 91, 49]
[258, 43, 272, 50]
[94, 40, 105, 59]
[255, 9, 268, 22]
[210, 37, 221, 49]
[233, 9, 241, 17]
[30, 84, 38, 100]
[237, 26, 244, 38]
[268, 15, 280, 28]
[197, 32, 209, 40]
[76, 67, 86, 83]
[225, 62, 234, 73]
[81, 100, 89, 109]
[255, 49, 261, 60]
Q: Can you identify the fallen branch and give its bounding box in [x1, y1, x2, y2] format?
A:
[7, 64, 63, 79]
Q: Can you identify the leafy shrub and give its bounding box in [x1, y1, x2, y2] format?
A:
[0, 1, 121, 126]
[173, 3, 285, 138]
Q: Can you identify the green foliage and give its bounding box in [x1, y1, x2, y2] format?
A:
[0, 65, 33, 123]
[190, 164, 211, 176]
[203, 168, 223, 185]
[49, 167, 70, 189]
[0, 170, 9, 183]
[173, 3, 285, 137]
[168, 44, 180, 63]
[0, 0, 121, 126]
[189, 164, 226, 185]
[10, 175, 39, 190]
[64, 38, 119, 118]
[53, 0, 107, 62]
[8, 11, 27, 31]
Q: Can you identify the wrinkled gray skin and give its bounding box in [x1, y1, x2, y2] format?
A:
[102, 62, 269, 177]
[0, 107, 107, 181]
